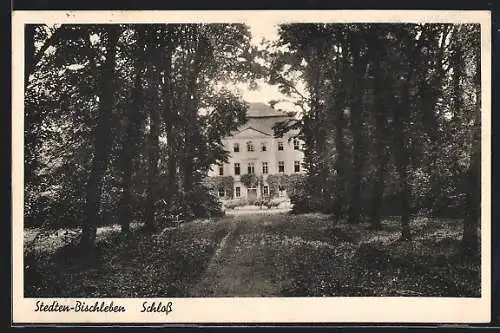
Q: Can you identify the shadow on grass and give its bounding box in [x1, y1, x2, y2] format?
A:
[25, 218, 233, 297]
[25, 214, 480, 298]
[265, 215, 480, 297]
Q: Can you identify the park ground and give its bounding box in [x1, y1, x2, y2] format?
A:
[24, 211, 480, 297]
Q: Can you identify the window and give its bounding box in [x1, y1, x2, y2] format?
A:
[261, 143, 267, 152]
[263, 186, 269, 196]
[233, 143, 240, 152]
[294, 160, 301, 173]
[248, 162, 255, 174]
[262, 162, 268, 174]
[278, 161, 285, 173]
[278, 142, 284, 151]
[234, 163, 240, 175]
[219, 166, 224, 176]
[218, 188, 225, 197]
[247, 141, 254, 152]
[235, 187, 241, 198]
[293, 139, 300, 150]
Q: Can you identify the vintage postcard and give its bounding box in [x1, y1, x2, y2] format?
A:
[12, 10, 491, 324]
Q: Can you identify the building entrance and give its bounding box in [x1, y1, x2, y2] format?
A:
[247, 188, 258, 203]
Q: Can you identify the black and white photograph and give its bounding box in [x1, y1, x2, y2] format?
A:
[12, 10, 491, 323]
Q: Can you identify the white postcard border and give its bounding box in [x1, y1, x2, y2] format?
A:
[11, 9, 492, 324]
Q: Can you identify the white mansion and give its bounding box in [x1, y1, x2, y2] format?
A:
[207, 102, 305, 201]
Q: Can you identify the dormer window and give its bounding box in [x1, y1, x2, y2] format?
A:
[247, 141, 254, 152]
[233, 143, 240, 152]
[261, 143, 267, 151]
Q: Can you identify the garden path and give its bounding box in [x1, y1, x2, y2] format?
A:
[188, 214, 280, 296]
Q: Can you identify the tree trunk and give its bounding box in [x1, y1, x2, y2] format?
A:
[81, 26, 120, 249]
[368, 37, 388, 230]
[332, 106, 346, 217]
[392, 85, 413, 241]
[24, 25, 36, 88]
[462, 147, 480, 257]
[389, 28, 424, 241]
[398, 163, 412, 240]
[144, 65, 161, 231]
[161, 27, 177, 211]
[119, 32, 146, 234]
[331, 40, 348, 220]
[347, 36, 366, 224]
[24, 25, 39, 189]
[312, 87, 328, 213]
[462, 40, 481, 258]
[165, 123, 177, 205]
[182, 30, 204, 195]
[370, 149, 388, 229]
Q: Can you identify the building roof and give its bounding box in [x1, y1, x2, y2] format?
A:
[246, 102, 292, 118]
[230, 102, 299, 137]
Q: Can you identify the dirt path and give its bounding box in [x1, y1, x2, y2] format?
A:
[188, 214, 280, 297]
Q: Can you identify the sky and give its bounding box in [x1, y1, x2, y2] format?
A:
[232, 22, 303, 112]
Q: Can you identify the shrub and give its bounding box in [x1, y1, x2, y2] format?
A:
[282, 175, 318, 213]
[240, 174, 259, 188]
[203, 176, 235, 199]
[290, 193, 323, 214]
[266, 174, 286, 198]
[184, 183, 225, 219]
[224, 199, 246, 210]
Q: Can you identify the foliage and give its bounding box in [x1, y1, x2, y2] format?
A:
[204, 176, 235, 198]
[283, 174, 307, 200]
[267, 23, 481, 247]
[240, 174, 259, 188]
[184, 183, 225, 219]
[25, 217, 233, 297]
[224, 199, 247, 210]
[24, 22, 481, 260]
[266, 174, 286, 198]
[266, 174, 306, 199]
[25, 23, 264, 243]
[25, 208, 479, 298]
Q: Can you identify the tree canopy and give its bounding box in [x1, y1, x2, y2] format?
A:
[267, 23, 481, 254]
[24, 23, 265, 247]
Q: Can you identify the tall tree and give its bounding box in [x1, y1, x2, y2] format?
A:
[460, 25, 481, 257]
[346, 26, 369, 224]
[389, 26, 419, 241]
[81, 25, 120, 248]
[118, 26, 147, 234]
[181, 25, 206, 195]
[367, 26, 391, 229]
[330, 29, 349, 218]
[160, 25, 178, 213]
[144, 29, 163, 231]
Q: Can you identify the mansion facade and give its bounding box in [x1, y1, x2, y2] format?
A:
[207, 102, 305, 201]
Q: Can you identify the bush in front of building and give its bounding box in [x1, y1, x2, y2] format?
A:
[224, 198, 247, 210]
[240, 174, 260, 189]
[183, 182, 225, 218]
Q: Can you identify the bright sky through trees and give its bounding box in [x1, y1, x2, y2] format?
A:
[236, 22, 303, 112]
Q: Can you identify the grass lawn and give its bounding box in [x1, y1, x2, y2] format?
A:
[24, 212, 480, 297]
[25, 218, 233, 297]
